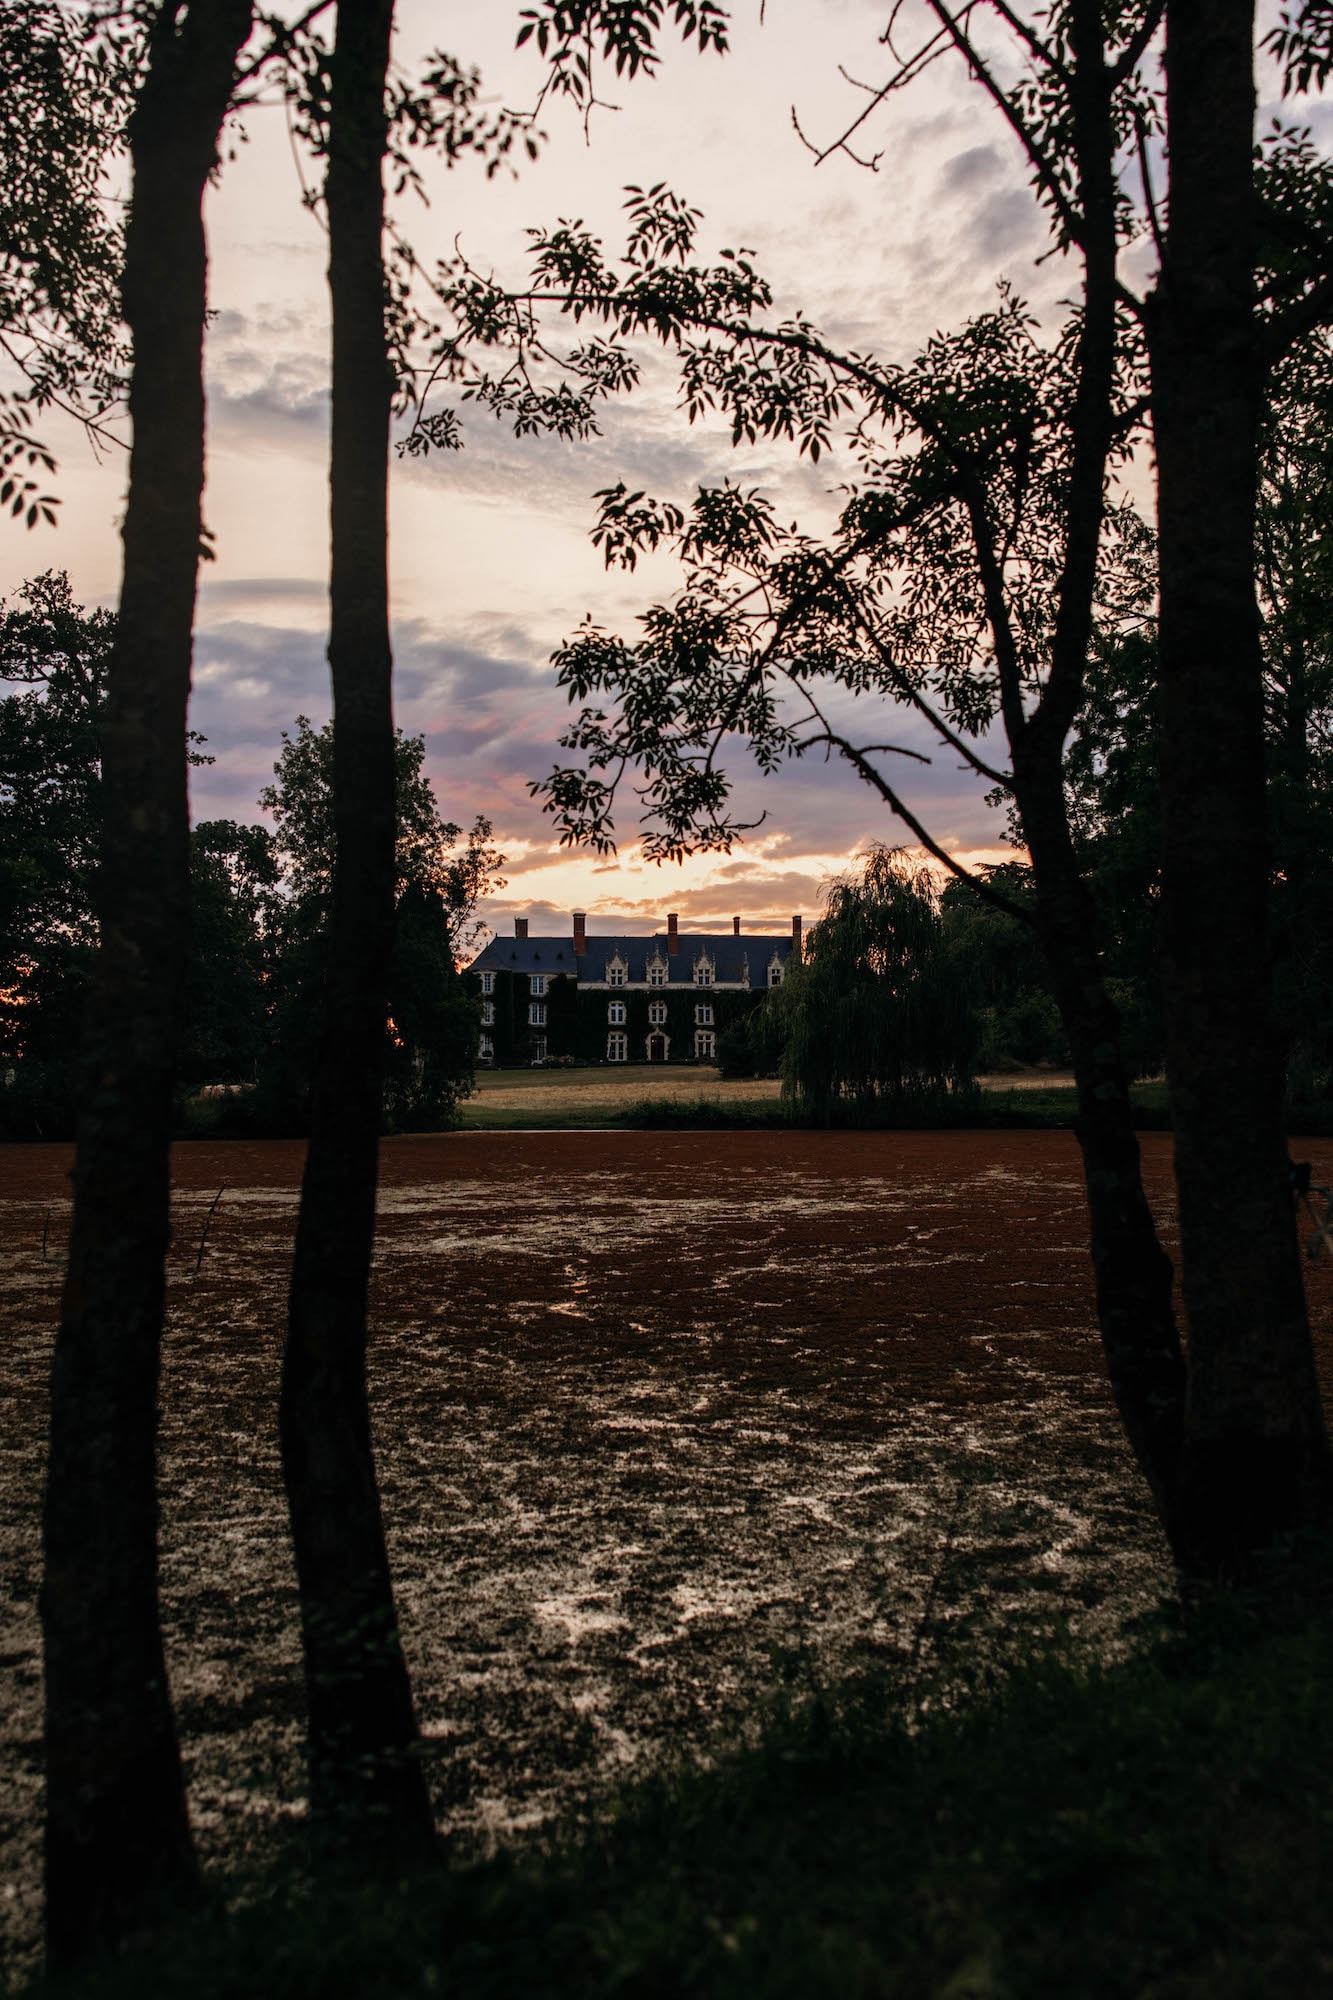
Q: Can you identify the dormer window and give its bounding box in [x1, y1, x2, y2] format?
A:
[647, 955, 667, 987]
[768, 957, 784, 987]
[607, 955, 627, 987]
[693, 955, 714, 987]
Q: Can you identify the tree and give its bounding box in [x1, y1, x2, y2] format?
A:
[273, 0, 734, 1855]
[0, 2, 132, 527]
[443, 2, 1333, 1576]
[780, 847, 979, 1121]
[448, 62, 1187, 1538]
[182, 817, 282, 1090]
[0, 573, 110, 1123]
[277, 0, 441, 1857]
[40, 0, 255, 1964]
[259, 712, 503, 934]
[255, 715, 498, 1129]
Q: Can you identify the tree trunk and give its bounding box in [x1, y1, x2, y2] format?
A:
[1150, 0, 1331, 1574]
[999, 2, 1187, 1541]
[279, 0, 436, 1857]
[40, 0, 253, 1965]
[1016, 760, 1187, 1526]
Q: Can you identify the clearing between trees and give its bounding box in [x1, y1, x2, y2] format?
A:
[5, 1128, 1333, 1979]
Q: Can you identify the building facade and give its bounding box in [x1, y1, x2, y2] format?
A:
[466, 910, 802, 1065]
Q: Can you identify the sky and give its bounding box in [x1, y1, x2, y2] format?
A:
[3, 2, 1311, 946]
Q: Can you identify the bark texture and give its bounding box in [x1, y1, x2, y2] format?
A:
[279, 0, 436, 1855]
[40, 0, 253, 1964]
[1151, 0, 1331, 1573]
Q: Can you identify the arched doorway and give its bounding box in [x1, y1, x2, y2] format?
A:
[647, 1033, 667, 1062]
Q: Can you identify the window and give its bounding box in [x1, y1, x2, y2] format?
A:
[648, 1000, 667, 1026]
[694, 1030, 716, 1060]
[481, 1001, 494, 1025]
[481, 971, 494, 995]
[647, 959, 666, 987]
[694, 1003, 713, 1026]
[528, 1001, 546, 1026]
[607, 1032, 628, 1062]
[693, 958, 714, 987]
[608, 1000, 626, 1025]
[607, 958, 627, 987]
[530, 973, 547, 996]
[768, 961, 784, 987]
[479, 1034, 494, 1060]
[531, 1035, 547, 1064]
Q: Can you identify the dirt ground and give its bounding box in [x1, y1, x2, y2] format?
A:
[4, 1128, 1333, 1972]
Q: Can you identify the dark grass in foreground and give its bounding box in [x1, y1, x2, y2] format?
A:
[22, 1603, 1333, 1999]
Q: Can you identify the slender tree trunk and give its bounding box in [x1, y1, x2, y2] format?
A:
[1148, 0, 1332, 1575]
[1016, 762, 1187, 1524]
[40, 0, 252, 1965]
[279, 0, 436, 1856]
[1152, 0, 1332, 1572]
[995, 3, 1187, 1537]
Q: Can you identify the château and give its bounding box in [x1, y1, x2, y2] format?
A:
[465, 910, 802, 1065]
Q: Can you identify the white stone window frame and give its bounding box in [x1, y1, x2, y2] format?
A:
[648, 999, 667, 1026]
[694, 1002, 714, 1025]
[607, 1032, 628, 1062]
[768, 957, 785, 987]
[528, 1001, 546, 1026]
[479, 1033, 494, 1058]
[647, 957, 667, 987]
[608, 1000, 627, 1025]
[694, 1029, 716, 1059]
[480, 971, 494, 995]
[530, 973, 547, 996]
[693, 956, 714, 987]
[606, 955, 628, 987]
[531, 1034, 548, 1063]
[480, 1000, 495, 1025]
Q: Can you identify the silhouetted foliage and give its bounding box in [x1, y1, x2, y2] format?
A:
[778, 849, 979, 1123]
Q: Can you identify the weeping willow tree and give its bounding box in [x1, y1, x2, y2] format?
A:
[782, 849, 979, 1124]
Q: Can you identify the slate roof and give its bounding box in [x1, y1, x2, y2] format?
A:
[468, 931, 796, 991]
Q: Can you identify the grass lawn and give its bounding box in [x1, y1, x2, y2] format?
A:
[456, 1067, 1172, 1132]
[25, 1599, 1333, 2000]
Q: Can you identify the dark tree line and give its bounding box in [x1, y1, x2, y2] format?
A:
[0, 591, 494, 1141]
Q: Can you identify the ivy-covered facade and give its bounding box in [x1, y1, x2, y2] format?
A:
[465, 910, 801, 1066]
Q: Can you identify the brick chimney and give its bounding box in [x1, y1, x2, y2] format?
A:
[732, 915, 741, 935]
[792, 913, 802, 956]
[573, 910, 587, 957]
[667, 911, 679, 956]
[515, 917, 528, 940]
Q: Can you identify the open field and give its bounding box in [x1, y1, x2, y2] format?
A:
[457, 1064, 1086, 1127]
[4, 1128, 1332, 1977]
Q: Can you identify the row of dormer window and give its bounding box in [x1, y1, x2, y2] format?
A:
[479, 963, 783, 998]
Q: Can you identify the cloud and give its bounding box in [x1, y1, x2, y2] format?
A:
[942, 144, 1005, 192]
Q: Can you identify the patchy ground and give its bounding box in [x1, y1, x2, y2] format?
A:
[4, 1129, 1332, 1973]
